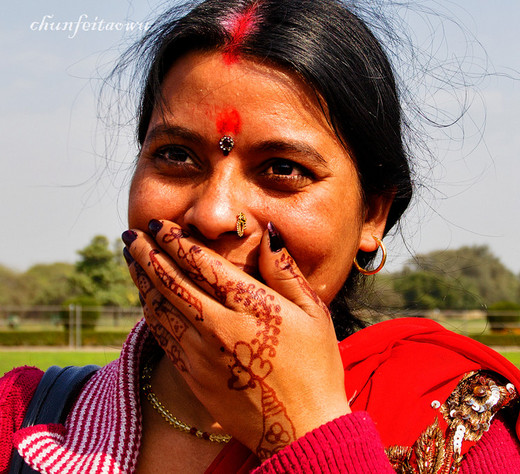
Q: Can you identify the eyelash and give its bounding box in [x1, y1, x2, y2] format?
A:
[152, 145, 197, 167]
[262, 159, 312, 180]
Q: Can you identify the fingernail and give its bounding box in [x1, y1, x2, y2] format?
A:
[267, 222, 285, 253]
[121, 230, 138, 246]
[148, 219, 163, 236]
[123, 247, 134, 265]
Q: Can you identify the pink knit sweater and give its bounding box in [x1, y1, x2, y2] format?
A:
[2, 320, 520, 473]
[0, 365, 43, 472]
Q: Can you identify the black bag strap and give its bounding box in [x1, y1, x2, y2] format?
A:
[9, 364, 99, 474]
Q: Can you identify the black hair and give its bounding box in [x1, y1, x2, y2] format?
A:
[127, 0, 413, 339]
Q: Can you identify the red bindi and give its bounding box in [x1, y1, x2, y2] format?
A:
[216, 108, 241, 136]
[216, 109, 241, 156]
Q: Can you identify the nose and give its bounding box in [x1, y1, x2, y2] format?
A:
[183, 170, 249, 241]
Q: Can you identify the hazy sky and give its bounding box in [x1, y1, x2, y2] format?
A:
[1, 1, 519, 274]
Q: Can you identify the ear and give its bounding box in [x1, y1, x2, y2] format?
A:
[358, 193, 394, 253]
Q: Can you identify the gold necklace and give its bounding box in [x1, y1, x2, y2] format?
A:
[141, 361, 232, 444]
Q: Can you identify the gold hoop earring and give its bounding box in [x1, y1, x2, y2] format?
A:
[353, 236, 387, 275]
[236, 212, 246, 238]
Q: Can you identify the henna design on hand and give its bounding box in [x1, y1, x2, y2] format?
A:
[162, 225, 229, 305]
[275, 253, 330, 315]
[264, 422, 291, 445]
[155, 224, 302, 458]
[162, 225, 191, 243]
[255, 383, 296, 458]
[149, 249, 205, 321]
[135, 261, 154, 297]
[151, 295, 188, 342]
[226, 284, 296, 458]
[144, 306, 188, 373]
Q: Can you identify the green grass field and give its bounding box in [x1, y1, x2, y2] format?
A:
[1, 349, 520, 377]
[0, 350, 120, 376]
[499, 352, 520, 368]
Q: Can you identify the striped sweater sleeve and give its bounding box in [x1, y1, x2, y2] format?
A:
[0, 366, 43, 472]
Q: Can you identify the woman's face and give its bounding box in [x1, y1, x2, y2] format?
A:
[129, 51, 390, 305]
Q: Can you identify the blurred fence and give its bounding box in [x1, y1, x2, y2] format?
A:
[355, 309, 520, 336]
[0, 305, 143, 348]
[1, 306, 520, 347]
[0, 305, 142, 329]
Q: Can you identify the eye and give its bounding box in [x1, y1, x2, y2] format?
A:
[260, 158, 313, 191]
[153, 145, 195, 165]
[265, 159, 307, 177]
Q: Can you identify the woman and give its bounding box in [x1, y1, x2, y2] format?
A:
[2, 0, 520, 472]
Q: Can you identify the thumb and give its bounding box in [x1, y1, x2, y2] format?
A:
[258, 222, 329, 317]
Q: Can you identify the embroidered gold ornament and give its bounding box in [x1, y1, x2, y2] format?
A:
[385, 371, 519, 474]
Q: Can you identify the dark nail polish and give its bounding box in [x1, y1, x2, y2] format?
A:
[121, 230, 138, 246]
[148, 219, 163, 236]
[123, 247, 134, 265]
[267, 222, 285, 253]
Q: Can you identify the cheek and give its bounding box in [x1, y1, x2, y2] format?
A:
[280, 195, 363, 303]
[128, 172, 184, 230]
[127, 176, 155, 230]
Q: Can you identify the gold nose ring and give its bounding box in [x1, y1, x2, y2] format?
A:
[236, 212, 246, 238]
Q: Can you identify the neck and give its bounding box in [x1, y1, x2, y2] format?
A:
[150, 354, 225, 435]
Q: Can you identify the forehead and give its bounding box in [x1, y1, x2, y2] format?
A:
[154, 51, 333, 137]
[162, 50, 308, 99]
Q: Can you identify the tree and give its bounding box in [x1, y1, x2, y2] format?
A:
[24, 262, 76, 305]
[393, 270, 479, 310]
[0, 264, 28, 306]
[395, 245, 520, 309]
[69, 235, 137, 306]
[364, 274, 405, 309]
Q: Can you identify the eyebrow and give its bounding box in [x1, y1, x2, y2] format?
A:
[143, 125, 206, 147]
[143, 125, 330, 167]
[250, 139, 328, 166]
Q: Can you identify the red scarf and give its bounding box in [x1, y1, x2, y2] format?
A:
[207, 317, 520, 472]
[340, 317, 520, 447]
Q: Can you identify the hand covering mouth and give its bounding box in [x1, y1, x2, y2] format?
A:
[230, 262, 262, 282]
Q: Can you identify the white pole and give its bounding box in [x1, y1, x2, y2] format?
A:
[76, 305, 82, 348]
[69, 304, 74, 348]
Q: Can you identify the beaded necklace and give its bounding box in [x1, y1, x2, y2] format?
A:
[141, 361, 232, 444]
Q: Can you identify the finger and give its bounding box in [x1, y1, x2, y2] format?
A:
[143, 284, 199, 342]
[125, 251, 202, 341]
[126, 230, 218, 325]
[149, 219, 276, 313]
[258, 222, 330, 317]
[123, 246, 155, 299]
[143, 305, 190, 374]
